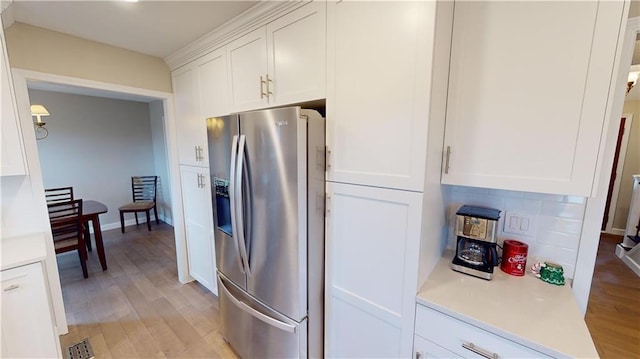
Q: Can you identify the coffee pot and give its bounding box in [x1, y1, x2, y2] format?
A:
[451, 205, 501, 280]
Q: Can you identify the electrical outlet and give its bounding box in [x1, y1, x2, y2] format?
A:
[503, 211, 536, 236]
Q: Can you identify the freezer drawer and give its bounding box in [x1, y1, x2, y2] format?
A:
[218, 274, 308, 359]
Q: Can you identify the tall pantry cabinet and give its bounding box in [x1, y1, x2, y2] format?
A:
[172, 51, 226, 294]
[325, 1, 452, 357]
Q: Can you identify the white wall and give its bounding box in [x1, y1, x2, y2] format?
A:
[29, 89, 164, 228]
[149, 100, 172, 224]
[444, 185, 587, 279]
[613, 100, 640, 229]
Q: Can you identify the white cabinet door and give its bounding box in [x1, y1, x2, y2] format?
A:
[197, 47, 229, 119]
[441, 1, 624, 196]
[327, 1, 436, 191]
[325, 182, 422, 359]
[414, 335, 461, 359]
[266, 1, 326, 106]
[227, 27, 268, 112]
[172, 65, 208, 167]
[180, 165, 217, 295]
[1, 24, 27, 176]
[1, 262, 59, 358]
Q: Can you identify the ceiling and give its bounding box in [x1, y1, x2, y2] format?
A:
[2, 0, 258, 58]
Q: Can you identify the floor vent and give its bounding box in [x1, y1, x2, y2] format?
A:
[65, 338, 95, 359]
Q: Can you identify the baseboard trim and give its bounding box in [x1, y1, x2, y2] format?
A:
[88, 214, 173, 233]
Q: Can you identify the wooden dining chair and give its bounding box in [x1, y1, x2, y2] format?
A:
[48, 199, 88, 278]
[118, 176, 159, 233]
[44, 186, 94, 252]
[45, 186, 74, 204]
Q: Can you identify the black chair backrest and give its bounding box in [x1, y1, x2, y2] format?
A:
[48, 199, 83, 242]
[45, 187, 74, 205]
[132, 176, 157, 203]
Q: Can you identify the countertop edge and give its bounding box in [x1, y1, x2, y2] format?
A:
[416, 254, 599, 359]
[1, 233, 48, 271]
[416, 295, 567, 358]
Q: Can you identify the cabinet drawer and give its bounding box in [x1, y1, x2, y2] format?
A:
[414, 334, 461, 359]
[415, 305, 550, 358]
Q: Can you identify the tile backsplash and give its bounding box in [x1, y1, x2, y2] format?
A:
[444, 185, 587, 278]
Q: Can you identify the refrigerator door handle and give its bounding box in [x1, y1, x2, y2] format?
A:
[229, 135, 245, 273]
[235, 134, 251, 276]
[219, 276, 297, 334]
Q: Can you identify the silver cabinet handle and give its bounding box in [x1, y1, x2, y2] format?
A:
[200, 174, 207, 188]
[260, 76, 267, 99]
[415, 351, 422, 359]
[195, 146, 199, 161]
[462, 342, 499, 359]
[265, 74, 273, 99]
[326, 146, 332, 171]
[3, 284, 19, 292]
[444, 145, 451, 174]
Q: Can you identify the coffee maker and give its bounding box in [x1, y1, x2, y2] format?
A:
[451, 205, 501, 280]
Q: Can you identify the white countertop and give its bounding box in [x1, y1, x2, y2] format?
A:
[1, 233, 47, 271]
[417, 253, 599, 358]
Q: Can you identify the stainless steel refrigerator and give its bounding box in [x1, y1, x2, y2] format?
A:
[206, 106, 325, 358]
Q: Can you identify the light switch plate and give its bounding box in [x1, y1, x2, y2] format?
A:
[503, 211, 537, 236]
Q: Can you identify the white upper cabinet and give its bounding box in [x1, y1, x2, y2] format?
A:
[1, 23, 28, 176]
[197, 47, 229, 119]
[227, 1, 326, 112]
[227, 27, 269, 112]
[441, 1, 625, 196]
[172, 65, 208, 167]
[266, 1, 326, 106]
[326, 1, 435, 191]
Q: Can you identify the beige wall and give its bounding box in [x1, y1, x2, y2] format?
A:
[631, 0, 640, 18]
[613, 100, 640, 229]
[4, 22, 171, 92]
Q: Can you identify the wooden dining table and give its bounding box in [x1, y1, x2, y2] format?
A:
[81, 200, 108, 271]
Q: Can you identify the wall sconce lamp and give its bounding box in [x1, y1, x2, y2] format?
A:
[31, 104, 50, 140]
[627, 65, 640, 96]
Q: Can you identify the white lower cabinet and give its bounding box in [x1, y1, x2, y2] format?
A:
[1, 262, 59, 359]
[414, 305, 550, 359]
[414, 334, 460, 359]
[180, 165, 217, 295]
[325, 182, 422, 358]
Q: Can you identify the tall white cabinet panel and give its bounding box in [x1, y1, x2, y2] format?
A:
[326, 182, 422, 358]
[1, 22, 27, 176]
[227, 27, 269, 112]
[197, 47, 229, 119]
[1, 262, 59, 358]
[172, 65, 208, 167]
[441, 1, 625, 196]
[326, 1, 434, 191]
[180, 165, 217, 295]
[266, 1, 326, 106]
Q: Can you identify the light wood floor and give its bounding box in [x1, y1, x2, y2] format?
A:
[58, 225, 640, 358]
[56, 222, 238, 358]
[585, 233, 640, 359]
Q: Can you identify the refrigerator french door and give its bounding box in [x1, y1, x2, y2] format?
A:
[207, 107, 325, 358]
